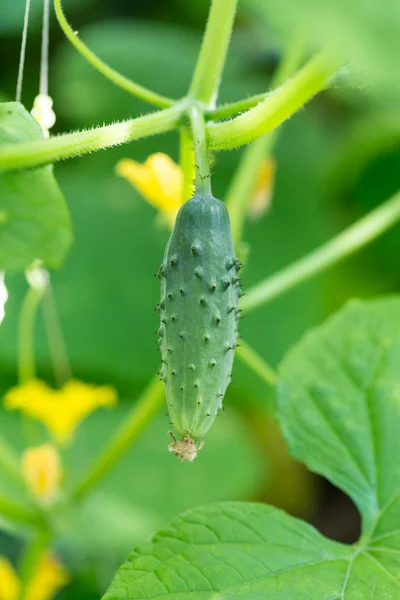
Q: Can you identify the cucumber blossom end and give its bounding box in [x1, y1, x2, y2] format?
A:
[168, 431, 205, 462]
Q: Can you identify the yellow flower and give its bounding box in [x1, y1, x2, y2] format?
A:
[247, 157, 276, 220]
[0, 557, 19, 600]
[116, 153, 183, 227]
[26, 554, 69, 600]
[21, 445, 62, 506]
[0, 554, 69, 600]
[4, 379, 117, 444]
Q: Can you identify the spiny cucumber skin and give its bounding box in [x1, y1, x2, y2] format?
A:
[158, 194, 240, 442]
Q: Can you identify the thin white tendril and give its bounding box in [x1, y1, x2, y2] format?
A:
[31, 0, 56, 137]
[40, 0, 51, 95]
[16, 0, 32, 102]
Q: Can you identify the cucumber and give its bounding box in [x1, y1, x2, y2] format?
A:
[157, 194, 240, 461]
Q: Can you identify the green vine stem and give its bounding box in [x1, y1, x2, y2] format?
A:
[189, 0, 238, 108]
[0, 53, 338, 172]
[0, 103, 185, 172]
[211, 33, 306, 121]
[272, 33, 307, 89]
[226, 135, 274, 247]
[209, 93, 274, 121]
[236, 341, 277, 388]
[0, 436, 24, 485]
[71, 377, 164, 503]
[42, 283, 72, 387]
[179, 127, 195, 203]
[54, 0, 173, 108]
[0, 492, 43, 528]
[18, 527, 52, 600]
[241, 189, 400, 313]
[18, 286, 45, 384]
[188, 105, 212, 196]
[208, 52, 340, 150]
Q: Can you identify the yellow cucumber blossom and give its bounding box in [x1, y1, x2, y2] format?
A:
[25, 555, 69, 600]
[0, 554, 68, 600]
[4, 379, 117, 444]
[116, 153, 183, 227]
[248, 157, 276, 220]
[21, 445, 62, 506]
[0, 557, 19, 600]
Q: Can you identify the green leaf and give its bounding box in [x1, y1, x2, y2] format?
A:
[0, 102, 72, 271]
[104, 502, 351, 600]
[104, 297, 400, 599]
[277, 296, 400, 532]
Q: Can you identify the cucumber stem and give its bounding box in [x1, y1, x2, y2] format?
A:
[18, 285, 45, 384]
[188, 0, 238, 109]
[188, 105, 212, 197]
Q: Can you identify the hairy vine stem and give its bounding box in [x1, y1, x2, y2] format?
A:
[0, 103, 186, 172]
[189, 0, 238, 108]
[0, 50, 340, 173]
[188, 105, 212, 196]
[179, 127, 195, 203]
[208, 52, 340, 150]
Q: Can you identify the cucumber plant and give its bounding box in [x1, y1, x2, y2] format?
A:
[0, 0, 400, 598]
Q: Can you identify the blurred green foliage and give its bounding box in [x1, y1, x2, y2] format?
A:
[246, 0, 400, 101]
[0, 0, 399, 598]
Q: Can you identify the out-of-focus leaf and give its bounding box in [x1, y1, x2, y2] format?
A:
[244, 0, 400, 99]
[0, 102, 72, 272]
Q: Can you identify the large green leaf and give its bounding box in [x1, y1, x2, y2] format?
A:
[277, 296, 400, 531]
[0, 102, 72, 271]
[103, 297, 400, 599]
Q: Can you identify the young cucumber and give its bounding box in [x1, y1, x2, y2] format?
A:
[158, 194, 240, 461]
